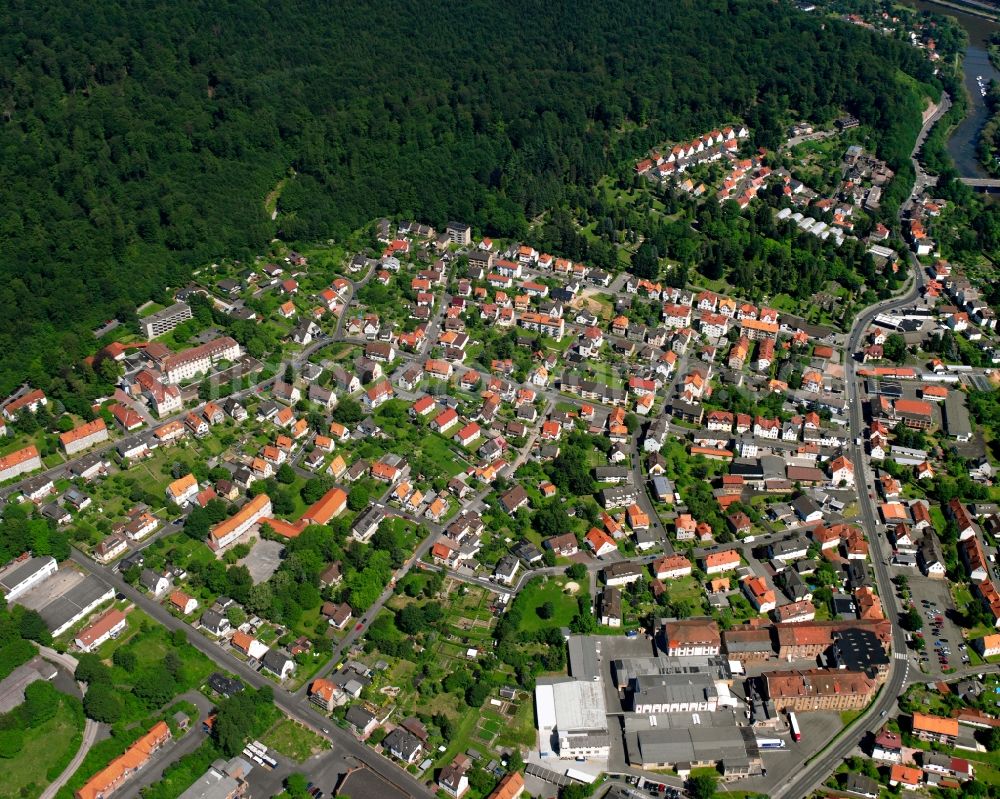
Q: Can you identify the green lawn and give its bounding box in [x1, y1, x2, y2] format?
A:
[970, 762, 1000, 786]
[5, 692, 85, 799]
[930, 506, 948, 534]
[953, 584, 974, 610]
[435, 701, 481, 768]
[515, 578, 580, 633]
[664, 575, 702, 604]
[495, 696, 538, 749]
[840, 710, 862, 727]
[418, 433, 468, 478]
[261, 717, 328, 762]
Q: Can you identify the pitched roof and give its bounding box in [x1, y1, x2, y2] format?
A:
[59, 418, 107, 447]
[912, 712, 958, 737]
[166, 473, 197, 499]
[486, 772, 525, 799]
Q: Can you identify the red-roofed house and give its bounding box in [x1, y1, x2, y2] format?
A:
[585, 527, 617, 558]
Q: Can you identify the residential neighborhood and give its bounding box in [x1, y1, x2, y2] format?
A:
[1, 4, 1000, 797]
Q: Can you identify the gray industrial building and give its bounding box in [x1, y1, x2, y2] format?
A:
[535, 678, 611, 760]
[9, 566, 116, 638]
[944, 391, 973, 442]
[629, 672, 729, 714]
[177, 756, 253, 799]
[610, 656, 732, 691]
[623, 713, 762, 778]
[567, 636, 601, 681]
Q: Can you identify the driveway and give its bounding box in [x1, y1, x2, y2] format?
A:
[40, 715, 100, 799]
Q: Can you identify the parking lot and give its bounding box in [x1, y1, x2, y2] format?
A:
[903, 574, 966, 674]
[242, 740, 358, 799]
[239, 539, 285, 584]
[15, 567, 85, 611]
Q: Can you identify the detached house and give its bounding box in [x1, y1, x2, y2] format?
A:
[586, 527, 617, 558]
[829, 455, 855, 487]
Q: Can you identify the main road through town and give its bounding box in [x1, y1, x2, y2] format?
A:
[772, 97, 944, 799]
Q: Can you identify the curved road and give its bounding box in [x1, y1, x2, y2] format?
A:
[38, 647, 99, 799]
[773, 97, 941, 799]
[42, 718, 100, 799]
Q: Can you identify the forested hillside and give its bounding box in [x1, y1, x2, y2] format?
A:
[0, 0, 937, 394]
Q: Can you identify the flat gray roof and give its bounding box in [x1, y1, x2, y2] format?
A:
[625, 725, 758, 766]
[623, 709, 743, 732]
[611, 656, 730, 688]
[0, 557, 55, 593]
[944, 391, 972, 437]
[178, 757, 253, 799]
[632, 672, 718, 705]
[0, 658, 57, 714]
[567, 636, 600, 681]
[140, 301, 191, 325]
[551, 680, 608, 732]
[36, 574, 114, 632]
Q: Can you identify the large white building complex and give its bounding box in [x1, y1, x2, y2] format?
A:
[156, 336, 242, 384]
[535, 679, 611, 760]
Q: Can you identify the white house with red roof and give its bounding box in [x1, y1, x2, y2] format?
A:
[829, 455, 855, 487]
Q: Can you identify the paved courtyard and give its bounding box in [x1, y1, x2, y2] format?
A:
[240, 539, 285, 584]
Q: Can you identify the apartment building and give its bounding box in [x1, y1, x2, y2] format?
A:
[75, 722, 171, 799]
[140, 301, 193, 338]
[59, 418, 109, 455]
[0, 445, 42, 482]
[157, 336, 241, 384]
[208, 494, 272, 551]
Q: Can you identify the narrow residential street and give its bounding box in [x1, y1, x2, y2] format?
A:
[68, 548, 437, 799]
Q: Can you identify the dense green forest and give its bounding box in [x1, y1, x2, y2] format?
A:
[0, 0, 938, 395]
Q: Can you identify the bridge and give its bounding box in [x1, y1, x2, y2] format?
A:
[959, 177, 1000, 190]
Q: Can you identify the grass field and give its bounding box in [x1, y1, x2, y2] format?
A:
[516, 578, 580, 633]
[663, 575, 702, 605]
[5, 692, 84, 799]
[262, 717, 327, 762]
[88, 606, 152, 658]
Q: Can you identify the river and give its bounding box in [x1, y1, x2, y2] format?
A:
[904, 0, 1000, 177]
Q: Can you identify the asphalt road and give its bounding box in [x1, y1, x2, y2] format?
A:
[772, 98, 941, 799]
[117, 691, 216, 799]
[69, 549, 436, 799]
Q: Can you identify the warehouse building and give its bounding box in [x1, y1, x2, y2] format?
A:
[629, 671, 735, 714]
[610, 656, 732, 691]
[535, 679, 611, 760]
[0, 556, 58, 600]
[944, 391, 972, 442]
[624, 714, 762, 779]
[8, 564, 115, 637]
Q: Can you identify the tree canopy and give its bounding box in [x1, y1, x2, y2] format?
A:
[0, 0, 938, 394]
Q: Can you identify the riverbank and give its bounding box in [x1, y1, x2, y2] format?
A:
[977, 80, 1000, 174]
[912, 0, 1000, 23]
